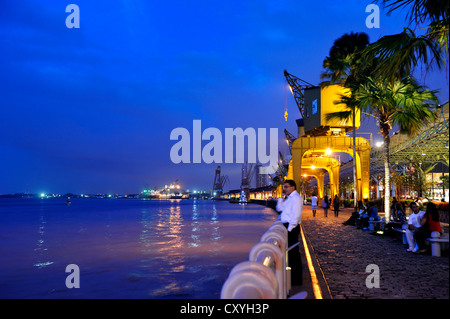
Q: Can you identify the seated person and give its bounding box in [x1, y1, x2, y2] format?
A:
[414, 202, 442, 253]
[343, 200, 365, 226]
[393, 202, 406, 224]
[359, 202, 374, 230]
[387, 202, 407, 235]
[390, 197, 398, 221]
[369, 202, 379, 221]
[359, 202, 379, 230]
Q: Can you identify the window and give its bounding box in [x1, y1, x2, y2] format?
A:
[312, 99, 318, 115]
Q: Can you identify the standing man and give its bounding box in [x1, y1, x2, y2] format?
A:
[276, 180, 303, 286]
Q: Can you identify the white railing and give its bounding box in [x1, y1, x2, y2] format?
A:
[220, 217, 292, 299]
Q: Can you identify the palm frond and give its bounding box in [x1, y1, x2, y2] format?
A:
[324, 110, 353, 123]
[356, 75, 439, 136]
[379, 0, 449, 24]
[363, 28, 442, 82]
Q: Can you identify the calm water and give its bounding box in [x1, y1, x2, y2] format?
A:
[0, 198, 276, 299]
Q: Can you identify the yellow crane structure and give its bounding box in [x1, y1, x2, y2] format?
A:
[283, 70, 371, 202]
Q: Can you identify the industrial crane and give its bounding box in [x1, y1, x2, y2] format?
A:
[212, 166, 229, 198]
[284, 128, 297, 154]
[240, 162, 255, 189]
[283, 70, 314, 119]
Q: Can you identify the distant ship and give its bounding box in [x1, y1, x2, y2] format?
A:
[142, 179, 188, 199]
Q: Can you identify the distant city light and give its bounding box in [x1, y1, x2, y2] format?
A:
[325, 148, 332, 156]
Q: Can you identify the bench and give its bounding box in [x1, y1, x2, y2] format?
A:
[426, 231, 449, 257]
[368, 217, 385, 232]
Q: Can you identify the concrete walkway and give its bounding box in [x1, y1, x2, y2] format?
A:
[295, 205, 449, 299]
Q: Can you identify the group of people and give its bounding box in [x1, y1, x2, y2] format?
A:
[271, 181, 443, 289]
[342, 197, 442, 254]
[310, 194, 340, 218]
[387, 197, 442, 253]
[342, 200, 379, 230]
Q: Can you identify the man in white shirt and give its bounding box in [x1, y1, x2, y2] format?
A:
[276, 180, 303, 285]
[405, 202, 426, 252]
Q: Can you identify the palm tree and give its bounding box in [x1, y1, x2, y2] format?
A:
[366, 0, 449, 82]
[355, 76, 438, 220]
[321, 32, 370, 86]
[321, 32, 370, 208]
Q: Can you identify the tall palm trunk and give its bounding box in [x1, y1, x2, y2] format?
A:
[382, 127, 391, 221]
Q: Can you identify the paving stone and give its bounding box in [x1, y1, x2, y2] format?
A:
[301, 206, 449, 299]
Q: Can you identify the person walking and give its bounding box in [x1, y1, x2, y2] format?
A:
[311, 193, 318, 217]
[276, 180, 303, 285]
[333, 195, 340, 217]
[322, 195, 329, 217]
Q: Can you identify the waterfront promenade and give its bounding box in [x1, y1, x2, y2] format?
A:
[294, 206, 449, 299]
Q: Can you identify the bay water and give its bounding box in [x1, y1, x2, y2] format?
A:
[0, 198, 276, 298]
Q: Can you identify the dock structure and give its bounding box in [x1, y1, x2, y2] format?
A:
[284, 70, 371, 204]
[227, 203, 448, 299]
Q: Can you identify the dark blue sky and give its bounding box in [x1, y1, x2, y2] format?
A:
[1, 0, 448, 195]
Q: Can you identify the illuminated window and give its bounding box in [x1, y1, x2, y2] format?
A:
[312, 99, 317, 115]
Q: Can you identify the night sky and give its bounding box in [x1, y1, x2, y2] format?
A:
[1, 0, 448, 195]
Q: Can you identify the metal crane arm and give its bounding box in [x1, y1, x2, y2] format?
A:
[283, 70, 314, 119]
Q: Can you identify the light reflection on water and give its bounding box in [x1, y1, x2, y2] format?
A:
[33, 211, 53, 269]
[0, 198, 275, 298]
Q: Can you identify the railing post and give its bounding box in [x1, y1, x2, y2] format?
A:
[220, 217, 289, 299]
[249, 241, 285, 299]
[220, 261, 278, 299]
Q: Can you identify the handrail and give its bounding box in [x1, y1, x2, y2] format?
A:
[220, 216, 295, 299]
